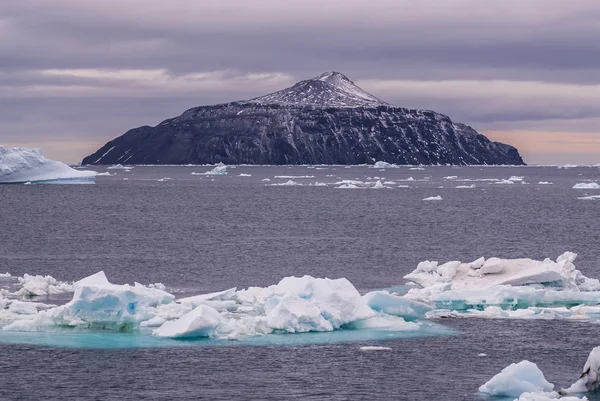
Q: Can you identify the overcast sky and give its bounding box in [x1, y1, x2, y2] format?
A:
[1, 0, 599, 164]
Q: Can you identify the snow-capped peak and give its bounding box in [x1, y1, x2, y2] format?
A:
[248, 71, 389, 108]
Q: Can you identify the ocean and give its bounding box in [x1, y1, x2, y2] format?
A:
[1, 165, 599, 400]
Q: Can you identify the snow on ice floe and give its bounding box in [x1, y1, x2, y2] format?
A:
[0, 146, 96, 184]
[573, 183, 600, 189]
[479, 360, 555, 397]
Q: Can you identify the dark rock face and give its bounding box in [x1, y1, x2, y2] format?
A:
[82, 72, 524, 165]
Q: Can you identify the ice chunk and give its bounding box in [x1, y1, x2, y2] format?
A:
[371, 180, 385, 189]
[337, 184, 359, 189]
[538, 181, 552, 185]
[178, 288, 237, 307]
[579, 195, 600, 200]
[444, 176, 458, 179]
[363, 291, 431, 321]
[562, 347, 600, 394]
[0, 273, 11, 278]
[106, 164, 130, 170]
[153, 305, 221, 338]
[573, 183, 600, 189]
[269, 180, 301, 186]
[405, 252, 597, 292]
[479, 360, 554, 397]
[202, 164, 228, 175]
[265, 293, 333, 332]
[0, 146, 96, 184]
[496, 179, 515, 184]
[360, 346, 392, 351]
[515, 392, 587, 401]
[423, 196, 442, 201]
[238, 173, 251, 177]
[455, 184, 475, 188]
[13, 274, 74, 298]
[373, 161, 398, 168]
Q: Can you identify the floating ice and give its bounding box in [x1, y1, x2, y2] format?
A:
[106, 164, 130, 170]
[371, 180, 386, 189]
[496, 179, 515, 184]
[515, 392, 586, 401]
[274, 175, 315, 179]
[0, 146, 96, 184]
[479, 360, 554, 397]
[0, 273, 11, 278]
[578, 195, 600, 200]
[12, 274, 74, 298]
[404, 252, 600, 313]
[538, 181, 552, 185]
[444, 176, 458, 179]
[455, 184, 475, 188]
[153, 305, 221, 338]
[200, 164, 228, 176]
[363, 291, 431, 321]
[423, 196, 442, 201]
[373, 161, 398, 168]
[238, 173, 251, 177]
[573, 183, 600, 189]
[269, 180, 301, 186]
[360, 346, 392, 351]
[261, 178, 271, 181]
[96, 172, 113, 176]
[337, 184, 359, 189]
[561, 347, 600, 395]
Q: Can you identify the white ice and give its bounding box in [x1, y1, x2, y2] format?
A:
[373, 161, 398, 168]
[106, 164, 130, 170]
[573, 183, 600, 189]
[423, 196, 442, 201]
[479, 360, 554, 397]
[360, 346, 392, 351]
[562, 347, 600, 395]
[0, 146, 96, 184]
[199, 164, 228, 175]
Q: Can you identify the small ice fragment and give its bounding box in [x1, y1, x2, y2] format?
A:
[423, 196, 442, 201]
[478, 360, 554, 397]
[360, 346, 392, 351]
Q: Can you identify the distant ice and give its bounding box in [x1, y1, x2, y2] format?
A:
[373, 161, 398, 169]
[578, 195, 600, 200]
[573, 183, 600, 189]
[238, 173, 252, 177]
[261, 178, 271, 182]
[0, 146, 96, 184]
[0, 273, 11, 278]
[371, 180, 386, 189]
[107, 164, 131, 170]
[443, 176, 458, 180]
[269, 180, 301, 186]
[423, 196, 442, 201]
[455, 184, 475, 188]
[538, 181, 552, 185]
[337, 184, 359, 189]
[274, 175, 315, 179]
[196, 164, 228, 176]
[96, 172, 113, 176]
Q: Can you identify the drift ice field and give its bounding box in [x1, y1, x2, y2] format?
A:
[2, 160, 600, 400]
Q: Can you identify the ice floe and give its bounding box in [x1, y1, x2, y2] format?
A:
[1, 273, 428, 342]
[578, 195, 600, 200]
[403, 252, 600, 316]
[479, 360, 554, 397]
[561, 347, 600, 395]
[423, 196, 442, 201]
[573, 183, 600, 189]
[0, 146, 96, 184]
[359, 346, 392, 351]
[106, 164, 130, 170]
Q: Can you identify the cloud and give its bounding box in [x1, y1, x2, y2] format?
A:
[1, 1, 600, 163]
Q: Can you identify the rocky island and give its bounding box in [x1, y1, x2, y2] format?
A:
[83, 72, 524, 165]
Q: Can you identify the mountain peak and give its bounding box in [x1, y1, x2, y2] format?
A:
[248, 71, 389, 108]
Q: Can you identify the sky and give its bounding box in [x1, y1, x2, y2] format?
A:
[1, 0, 599, 165]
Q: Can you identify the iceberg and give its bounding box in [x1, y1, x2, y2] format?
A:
[373, 161, 398, 168]
[403, 252, 600, 314]
[479, 360, 554, 397]
[106, 164, 131, 170]
[192, 164, 228, 175]
[0, 146, 96, 184]
[573, 183, 600, 189]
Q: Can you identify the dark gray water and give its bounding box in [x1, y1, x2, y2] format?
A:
[1, 165, 600, 400]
